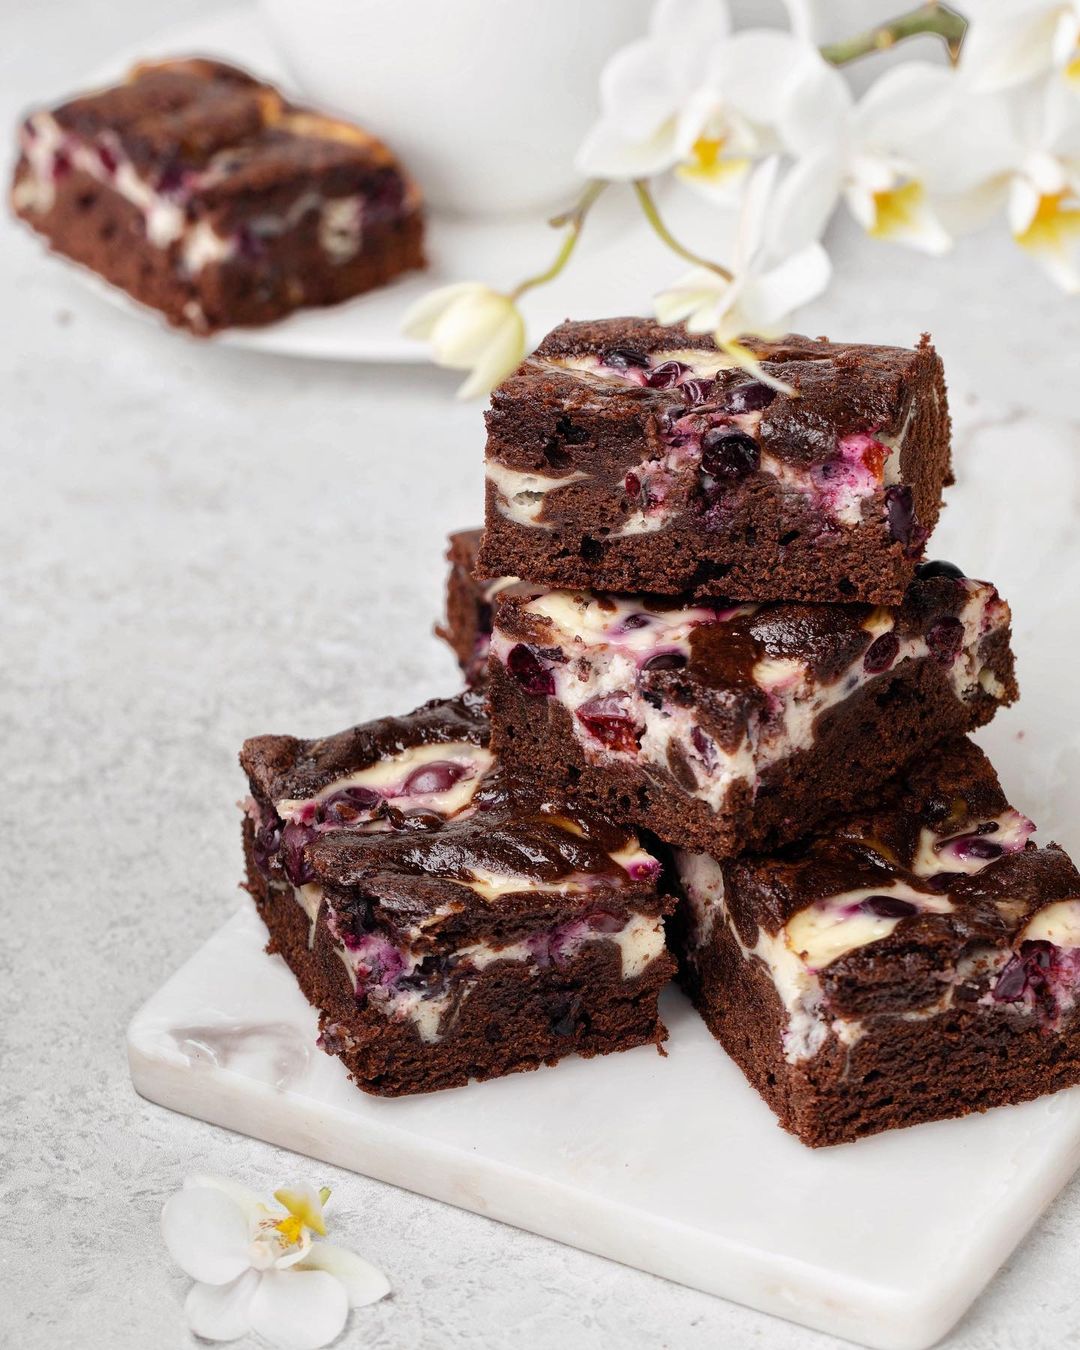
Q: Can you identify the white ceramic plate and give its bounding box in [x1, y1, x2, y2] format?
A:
[63, 3, 711, 362]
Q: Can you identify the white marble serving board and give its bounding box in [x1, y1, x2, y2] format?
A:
[129, 902, 1080, 1350]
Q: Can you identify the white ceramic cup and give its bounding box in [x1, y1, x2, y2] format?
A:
[259, 0, 652, 217]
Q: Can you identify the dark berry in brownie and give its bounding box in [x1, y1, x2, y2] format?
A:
[478, 318, 951, 605]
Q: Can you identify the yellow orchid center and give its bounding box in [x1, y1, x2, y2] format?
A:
[869, 181, 925, 240]
[1014, 191, 1080, 249]
[690, 136, 726, 172]
[1066, 36, 1080, 83]
[274, 1214, 307, 1246]
[272, 1184, 331, 1238]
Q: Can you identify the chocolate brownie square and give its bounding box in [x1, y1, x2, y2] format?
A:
[671, 738, 1080, 1146]
[240, 693, 674, 1096]
[435, 528, 518, 686]
[487, 562, 1017, 858]
[12, 58, 424, 333]
[477, 318, 950, 605]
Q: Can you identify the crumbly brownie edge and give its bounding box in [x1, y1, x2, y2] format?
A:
[11, 161, 425, 333]
[676, 899, 1080, 1147]
[243, 822, 674, 1096]
[434, 530, 488, 683]
[487, 634, 1017, 858]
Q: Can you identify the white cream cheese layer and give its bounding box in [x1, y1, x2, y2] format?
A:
[298, 885, 666, 1044]
[16, 114, 368, 272]
[674, 801, 1066, 1064]
[486, 461, 588, 527]
[275, 741, 495, 824]
[497, 582, 1007, 816]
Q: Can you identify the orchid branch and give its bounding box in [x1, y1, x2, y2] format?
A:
[511, 180, 608, 299]
[632, 180, 735, 281]
[820, 3, 968, 67]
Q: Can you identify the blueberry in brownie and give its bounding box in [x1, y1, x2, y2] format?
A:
[477, 318, 951, 606]
[487, 563, 1017, 858]
[12, 58, 424, 333]
[240, 693, 673, 1096]
[671, 737, 1080, 1146]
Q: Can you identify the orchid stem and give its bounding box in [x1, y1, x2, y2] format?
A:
[820, 2, 967, 66]
[632, 180, 734, 282]
[511, 180, 607, 299]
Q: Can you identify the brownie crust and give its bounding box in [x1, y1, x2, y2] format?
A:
[12, 58, 425, 332]
[478, 319, 950, 605]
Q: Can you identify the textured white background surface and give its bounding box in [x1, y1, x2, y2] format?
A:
[4, 3, 1080, 1349]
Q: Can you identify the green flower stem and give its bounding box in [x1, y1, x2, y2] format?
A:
[632, 180, 734, 282]
[820, 2, 967, 66]
[511, 180, 608, 299]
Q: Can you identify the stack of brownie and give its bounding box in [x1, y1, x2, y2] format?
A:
[242, 317, 1080, 1147]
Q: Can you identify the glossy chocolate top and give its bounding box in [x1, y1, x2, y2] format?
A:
[722, 738, 1080, 1015]
[241, 692, 488, 806]
[490, 317, 945, 470]
[312, 785, 662, 940]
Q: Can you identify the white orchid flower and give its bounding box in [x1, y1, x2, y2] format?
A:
[780, 61, 958, 255]
[929, 78, 1080, 291]
[161, 1175, 389, 1349]
[576, 0, 823, 200]
[654, 156, 831, 386]
[402, 282, 527, 399]
[960, 1, 1080, 93]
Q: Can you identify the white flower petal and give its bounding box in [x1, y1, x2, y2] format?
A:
[429, 291, 511, 366]
[767, 148, 843, 255]
[401, 283, 482, 341]
[298, 1243, 390, 1307]
[961, 4, 1063, 92]
[706, 31, 824, 128]
[162, 1187, 252, 1286]
[184, 1174, 266, 1225]
[456, 307, 527, 399]
[248, 1269, 350, 1350]
[184, 1270, 260, 1342]
[734, 156, 781, 269]
[603, 36, 682, 133]
[654, 267, 729, 329]
[738, 242, 831, 334]
[777, 57, 851, 159]
[575, 114, 680, 180]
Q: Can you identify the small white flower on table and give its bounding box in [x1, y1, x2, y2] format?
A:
[161, 1174, 389, 1349]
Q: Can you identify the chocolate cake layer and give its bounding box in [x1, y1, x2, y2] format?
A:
[435, 528, 516, 686]
[488, 565, 1017, 857]
[671, 738, 1080, 1146]
[12, 58, 424, 332]
[240, 695, 673, 1095]
[477, 318, 950, 605]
